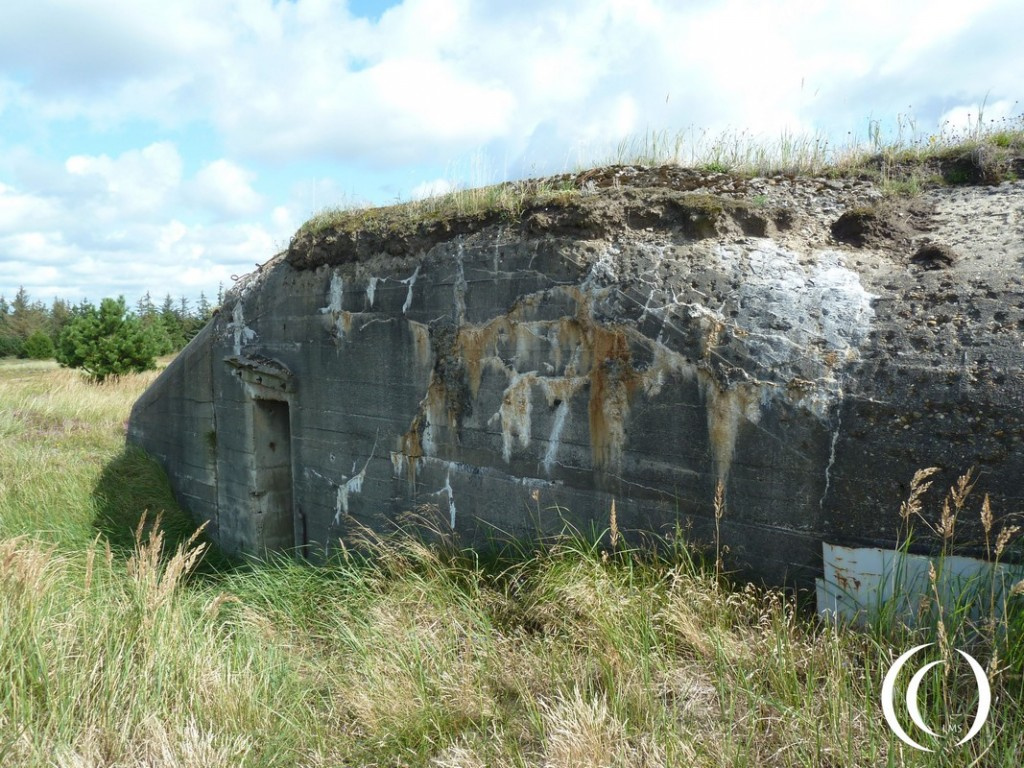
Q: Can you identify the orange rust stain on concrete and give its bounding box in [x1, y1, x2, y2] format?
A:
[497, 372, 536, 461]
[554, 320, 584, 374]
[539, 375, 586, 406]
[408, 320, 431, 367]
[703, 378, 761, 483]
[404, 280, 708, 475]
[454, 302, 644, 472]
[583, 324, 636, 470]
[399, 412, 424, 484]
[397, 375, 455, 484]
[458, 319, 509, 397]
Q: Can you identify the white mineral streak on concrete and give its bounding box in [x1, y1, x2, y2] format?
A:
[366, 276, 380, 308]
[721, 242, 876, 374]
[229, 301, 257, 355]
[543, 400, 570, 475]
[400, 265, 420, 314]
[819, 410, 842, 510]
[454, 240, 467, 322]
[490, 371, 535, 462]
[321, 272, 344, 315]
[390, 451, 407, 478]
[713, 240, 876, 404]
[586, 245, 619, 285]
[545, 325, 563, 373]
[539, 376, 586, 476]
[332, 451, 374, 524]
[320, 271, 346, 337]
[415, 383, 449, 459]
[419, 455, 557, 489]
[434, 470, 457, 528]
[493, 228, 503, 279]
[515, 323, 544, 369]
[421, 416, 437, 456]
[407, 320, 431, 367]
[811, 253, 876, 350]
[693, 240, 876, 482]
[335, 470, 364, 524]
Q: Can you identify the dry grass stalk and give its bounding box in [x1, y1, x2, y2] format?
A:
[948, 468, 976, 512]
[540, 688, 626, 768]
[84, 537, 97, 592]
[0, 536, 57, 599]
[204, 593, 242, 620]
[126, 513, 208, 611]
[981, 493, 994, 556]
[713, 480, 726, 582]
[995, 525, 1020, 559]
[608, 498, 619, 550]
[936, 468, 976, 540]
[937, 497, 955, 540]
[899, 466, 940, 521]
[54, 717, 252, 768]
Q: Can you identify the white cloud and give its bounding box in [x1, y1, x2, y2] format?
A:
[65, 142, 183, 217]
[1, 0, 1022, 305]
[939, 99, 1021, 136]
[410, 178, 456, 200]
[0, 182, 61, 234]
[0, 143, 290, 304]
[189, 160, 264, 218]
[4, 0, 1021, 167]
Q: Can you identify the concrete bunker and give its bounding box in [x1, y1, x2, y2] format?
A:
[128, 169, 1024, 619]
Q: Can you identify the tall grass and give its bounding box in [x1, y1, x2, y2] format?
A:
[2, 360, 1023, 765]
[298, 109, 1024, 239]
[609, 107, 1024, 181]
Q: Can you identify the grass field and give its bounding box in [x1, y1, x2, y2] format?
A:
[1, 359, 1022, 766]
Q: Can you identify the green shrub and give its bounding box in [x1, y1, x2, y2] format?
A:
[56, 297, 159, 381]
[0, 333, 22, 358]
[21, 330, 55, 360]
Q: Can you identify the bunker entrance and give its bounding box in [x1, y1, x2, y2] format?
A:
[252, 398, 297, 553]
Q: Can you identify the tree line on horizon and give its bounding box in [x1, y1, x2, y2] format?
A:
[0, 285, 223, 373]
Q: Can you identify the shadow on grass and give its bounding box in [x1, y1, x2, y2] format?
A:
[91, 445, 239, 576]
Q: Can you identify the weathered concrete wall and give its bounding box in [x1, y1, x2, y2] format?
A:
[128, 168, 1024, 587]
[128, 321, 219, 536]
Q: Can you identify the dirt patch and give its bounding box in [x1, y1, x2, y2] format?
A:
[935, 144, 1023, 185]
[288, 183, 798, 270]
[829, 200, 934, 250]
[910, 242, 958, 270]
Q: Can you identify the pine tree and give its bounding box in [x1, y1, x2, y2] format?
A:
[0, 295, 19, 357]
[160, 293, 185, 350]
[56, 297, 158, 381]
[49, 298, 73, 343]
[136, 291, 157, 319]
[9, 286, 48, 343]
[22, 330, 55, 360]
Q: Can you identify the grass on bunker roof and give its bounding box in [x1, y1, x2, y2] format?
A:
[297, 111, 1024, 240]
[2, 360, 1024, 765]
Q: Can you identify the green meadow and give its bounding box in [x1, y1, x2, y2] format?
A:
[1, 356, 1022, 766]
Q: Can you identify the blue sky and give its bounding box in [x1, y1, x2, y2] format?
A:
[1, 0, 1021, 307]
